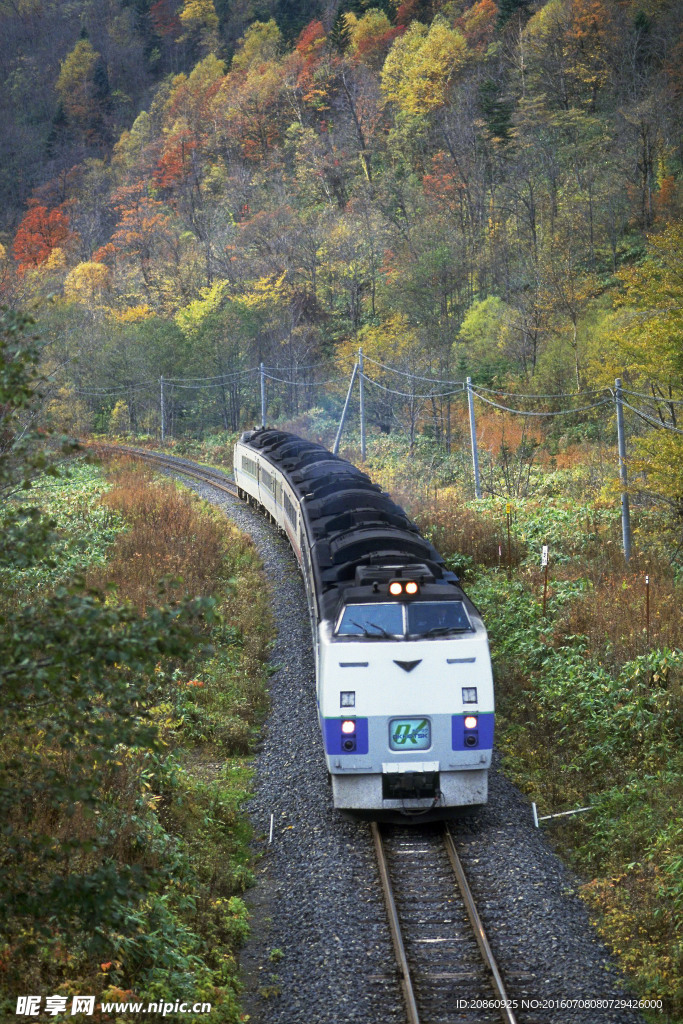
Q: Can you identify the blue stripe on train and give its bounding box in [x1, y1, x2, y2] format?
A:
[323, 718, 370, 755]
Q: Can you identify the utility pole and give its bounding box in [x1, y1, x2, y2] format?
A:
[467, 377, 482, 499]
[615, 378, 632, 562]
[333, 363, 358, 456]
[260, 362, 266, 428]
[160, 375, 165, 443]
[359, 346, 366, 462]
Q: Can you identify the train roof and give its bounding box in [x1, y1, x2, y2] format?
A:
[240, 428, 462, 621]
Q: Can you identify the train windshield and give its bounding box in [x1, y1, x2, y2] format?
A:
[407, 601, 472, 636]
[336, 603, 403, 637]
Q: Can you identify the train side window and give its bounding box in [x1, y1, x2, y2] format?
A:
[241, 455, 257, 477]
[284, 493, 296, 523]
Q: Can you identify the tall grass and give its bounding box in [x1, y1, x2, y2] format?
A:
[89, 461, 229, 610]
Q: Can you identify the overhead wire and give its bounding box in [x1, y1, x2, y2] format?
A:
[263, 358, 338, 371]
[263, 372, 348, 386]
[73, 383, 157, 396]
[621, 387, 683, 406]
[166, 367, 258, 382]
[361, 373, 465, 400]
[473, 383, 609, 399]
[472, 390, 613, 416]
[620, 400, 683, 434]
[170, 379, 258, 390]
[362, 354, 464, 386]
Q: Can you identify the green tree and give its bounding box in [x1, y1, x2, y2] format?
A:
[611, 223, 683, 513]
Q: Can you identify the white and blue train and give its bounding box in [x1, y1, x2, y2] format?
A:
[234, 429, 494, 821]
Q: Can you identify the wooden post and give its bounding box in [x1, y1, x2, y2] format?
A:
[645, 574, 650, 645]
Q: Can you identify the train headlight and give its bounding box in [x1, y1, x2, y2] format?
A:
[404, 581, 419, 595]
[464, 715, 478, 730]
[341, 718, 357, 752]
[389, 581, 403, 596]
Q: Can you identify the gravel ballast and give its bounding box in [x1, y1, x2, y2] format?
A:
[177, 469, 646, 1024]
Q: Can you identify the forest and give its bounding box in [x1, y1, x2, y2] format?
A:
[1, 0, 682, 1019]
[0, 0, 681, 500]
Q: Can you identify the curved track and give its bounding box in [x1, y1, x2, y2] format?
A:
[373, 823, 518, 1024]
[86, 443, 644, 1024]
[88, 441, 240, 497]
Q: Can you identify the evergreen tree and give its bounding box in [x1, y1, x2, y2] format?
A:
[497, 0, 532, 28]
[329, 9, 351, 52]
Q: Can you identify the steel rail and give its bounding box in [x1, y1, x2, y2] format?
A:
[86, 442, 240, 498]
[371, 823, 420, 1024]
[442, 825, 518, 1024]
[372, 822, 518, 1024]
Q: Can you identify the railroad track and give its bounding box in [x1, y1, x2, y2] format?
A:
[372, 823, 518, 1024]
[87, 442, 240, 498]
[92, 443, 516, 1023]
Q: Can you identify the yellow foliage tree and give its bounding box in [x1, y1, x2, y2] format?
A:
[64, 261, 112, 305]
[56, 39, 101, 127]
[179, 0, 218, 31]
[109, 398, 131, 436]
[231, 19, 282, 72]
[45, 383, 93, 436]
[112, 304, 154, 323]
[381, 18, 468, 116]
[179, 0, 219, 54]
[591, 224, 683, 511]
[346, 10, 392, 69]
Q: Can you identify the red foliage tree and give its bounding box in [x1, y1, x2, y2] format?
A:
[150, 0, 182, 38]
[12, 204, 72, 272]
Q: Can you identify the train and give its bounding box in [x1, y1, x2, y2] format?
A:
[234, 428, 494, 821]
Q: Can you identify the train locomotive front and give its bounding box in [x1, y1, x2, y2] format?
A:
[234, 429, 494, 821]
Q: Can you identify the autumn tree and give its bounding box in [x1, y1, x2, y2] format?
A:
[179, 0, 220, 56]
[95, 184, 192, 307]
[12, 204, 73, 272]
[607, 223, 683, 513]
[63, 261, 112, 306]
[56, 38, 110, 143]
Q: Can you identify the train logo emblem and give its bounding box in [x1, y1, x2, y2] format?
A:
[390, 718, 431, 750]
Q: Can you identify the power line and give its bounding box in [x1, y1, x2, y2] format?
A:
[621, 387, 683, 406]
[472, 390, 613, 416]
[170, 379, 257, 390]
[620, 399, 683, 434]
[362, 354, 464, 386]
[73, 383, 157, 396]
[263, 358, 338, 371]
[361, 373, 465, 400]
[263, 372, 348, 386]
[474, 383, 609, 399]
[166, 368, 258, 382]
